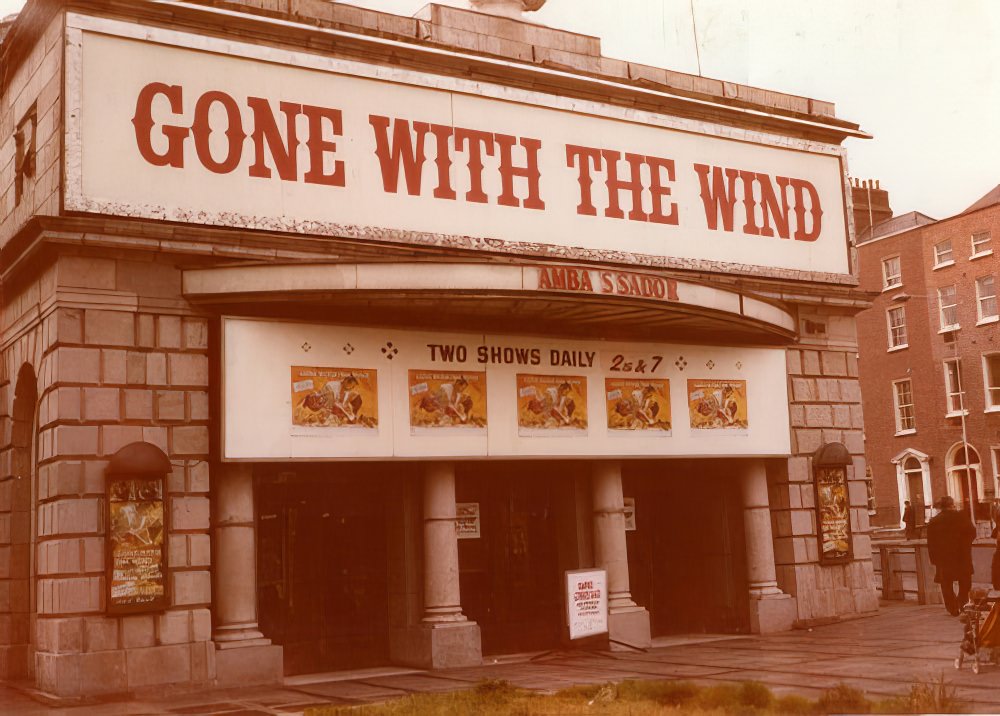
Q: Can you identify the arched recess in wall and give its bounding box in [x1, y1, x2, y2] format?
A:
[0, 362, 39, 680]
[946, 442, 984, 518]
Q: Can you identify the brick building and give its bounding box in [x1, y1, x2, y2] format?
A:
[858, 184, 1000, 530]
[0, 0, 877, 699]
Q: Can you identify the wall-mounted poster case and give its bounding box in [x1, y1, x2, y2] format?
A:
[815, 466, 853, 564]
[107, 474, 168, 614]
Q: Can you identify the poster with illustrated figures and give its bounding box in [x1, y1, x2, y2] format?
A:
[605, 378, 671, 434]
[290, 366, 378, 429]
[109, 477, 166, 613]
[408, 371, 488, 434]
[687, 379, 749, 434]
[516, 374, 588, 436]
[816, 467, 852, 562]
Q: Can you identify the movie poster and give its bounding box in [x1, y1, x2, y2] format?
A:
[605, 378, 671, 434]
[816, 467, 852, 563]
[109, 476, 166, 613]
[516, 374, 588, 436]
[290, 366, 378, 429]
[409, 371, 487, 433]
[687, 379, 749, 434]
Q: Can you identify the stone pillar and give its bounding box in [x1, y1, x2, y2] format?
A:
[591, 462, 650, 649]
[395, 463, 481, 668]
[212, 463, 282, 685]
[741, 460, 796, 633]
[422, 463, 467, 624]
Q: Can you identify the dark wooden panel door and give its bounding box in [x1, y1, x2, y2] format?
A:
[256, 469, 389, 675]
[457, 464, 561, 655]
[625, 462, 749, 636]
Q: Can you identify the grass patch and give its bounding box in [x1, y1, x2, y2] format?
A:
[306, 676, 966, 715]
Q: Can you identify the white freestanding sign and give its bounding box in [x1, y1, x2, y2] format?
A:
[566, 569, 608, 640]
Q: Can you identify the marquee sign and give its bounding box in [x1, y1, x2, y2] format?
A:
[222, 317, 790, 460]
[66, 17, 851, 278]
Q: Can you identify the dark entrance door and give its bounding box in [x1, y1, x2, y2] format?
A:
[456, 463, 562, 655]
[256, 465, 390, 675]
[625, 461, 750, 636]
[906, 471, 926, 528]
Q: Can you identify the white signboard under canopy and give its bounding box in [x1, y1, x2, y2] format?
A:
[221, 317, 791, 460]
[67, 15, 850, 279]
[566, 569, 608, 640]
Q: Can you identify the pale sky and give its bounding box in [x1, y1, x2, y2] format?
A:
[2, 0, 997, 220]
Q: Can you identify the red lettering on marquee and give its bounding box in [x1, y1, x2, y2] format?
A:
[565, 144, 602, 216]
[191, 91, 246, 175]
[647, 156, 679, 225]
[132, 84, 344, 185]
[757, 175, 792, 238]
[454, 127, 494, 204]
[369, 116, 430, 196]
[495, 134, 544, 210]
[693, 164, 740, 232]
[694, 163, 821, 241]
[129, 84, 828, 245]
[539, 267, 674, 301]
[428, 124, 456, 200]
[789, 178, 823, 242]
[568, 145, 679, 224]
[602, 150, 647, 221]
[247, 98, 301, 180]
[301, 105, 345, 187]
[132, 83, 187, 168]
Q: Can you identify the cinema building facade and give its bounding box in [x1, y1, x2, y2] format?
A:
[0, 0, 878, 698]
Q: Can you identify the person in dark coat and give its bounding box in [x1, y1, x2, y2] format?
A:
[926, 495, 977, 615]
[903, 500, 916, 540]
[993, 536, 1000, 591]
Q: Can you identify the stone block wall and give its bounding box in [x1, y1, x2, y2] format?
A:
[0, 249, 215, 696]
[0, 10, 62, 246]
[769, 306, 879, 623]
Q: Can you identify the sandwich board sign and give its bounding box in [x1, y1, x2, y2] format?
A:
[566, 568, 608, 640]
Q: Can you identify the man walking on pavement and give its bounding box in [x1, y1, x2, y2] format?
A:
[927, 495, 977, 615]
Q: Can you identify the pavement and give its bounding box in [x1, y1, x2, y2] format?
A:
[2, 601, 1000, 715]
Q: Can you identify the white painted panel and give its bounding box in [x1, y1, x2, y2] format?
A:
[223, 317, 791, 460]
[70, 27, 850, 277]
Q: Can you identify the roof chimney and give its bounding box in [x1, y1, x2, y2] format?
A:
[468, 0, 546, 20]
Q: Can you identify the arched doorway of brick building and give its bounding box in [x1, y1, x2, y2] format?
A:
[947, 443, 986, 520]
[0, 363, 39, 680]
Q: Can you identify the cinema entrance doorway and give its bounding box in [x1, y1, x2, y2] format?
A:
[624, 460, 751, 636]
[255, 465, 395, 675]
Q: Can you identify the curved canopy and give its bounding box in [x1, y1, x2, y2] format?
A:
[183, 262, 796, 345]
[108, 441, 172, 476]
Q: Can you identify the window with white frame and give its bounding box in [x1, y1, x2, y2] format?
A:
[934, 239, 955, 267]
[882, 256, 902, 289]
[886, 306, 907, 349]
[972, 231, 992, 257]
[944, 358, 965, 414]
[939, 285, 959, 329]
[977, 275, 998, 322]
[893, 379, 916, 432]
[984, 353, 1000, 410]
